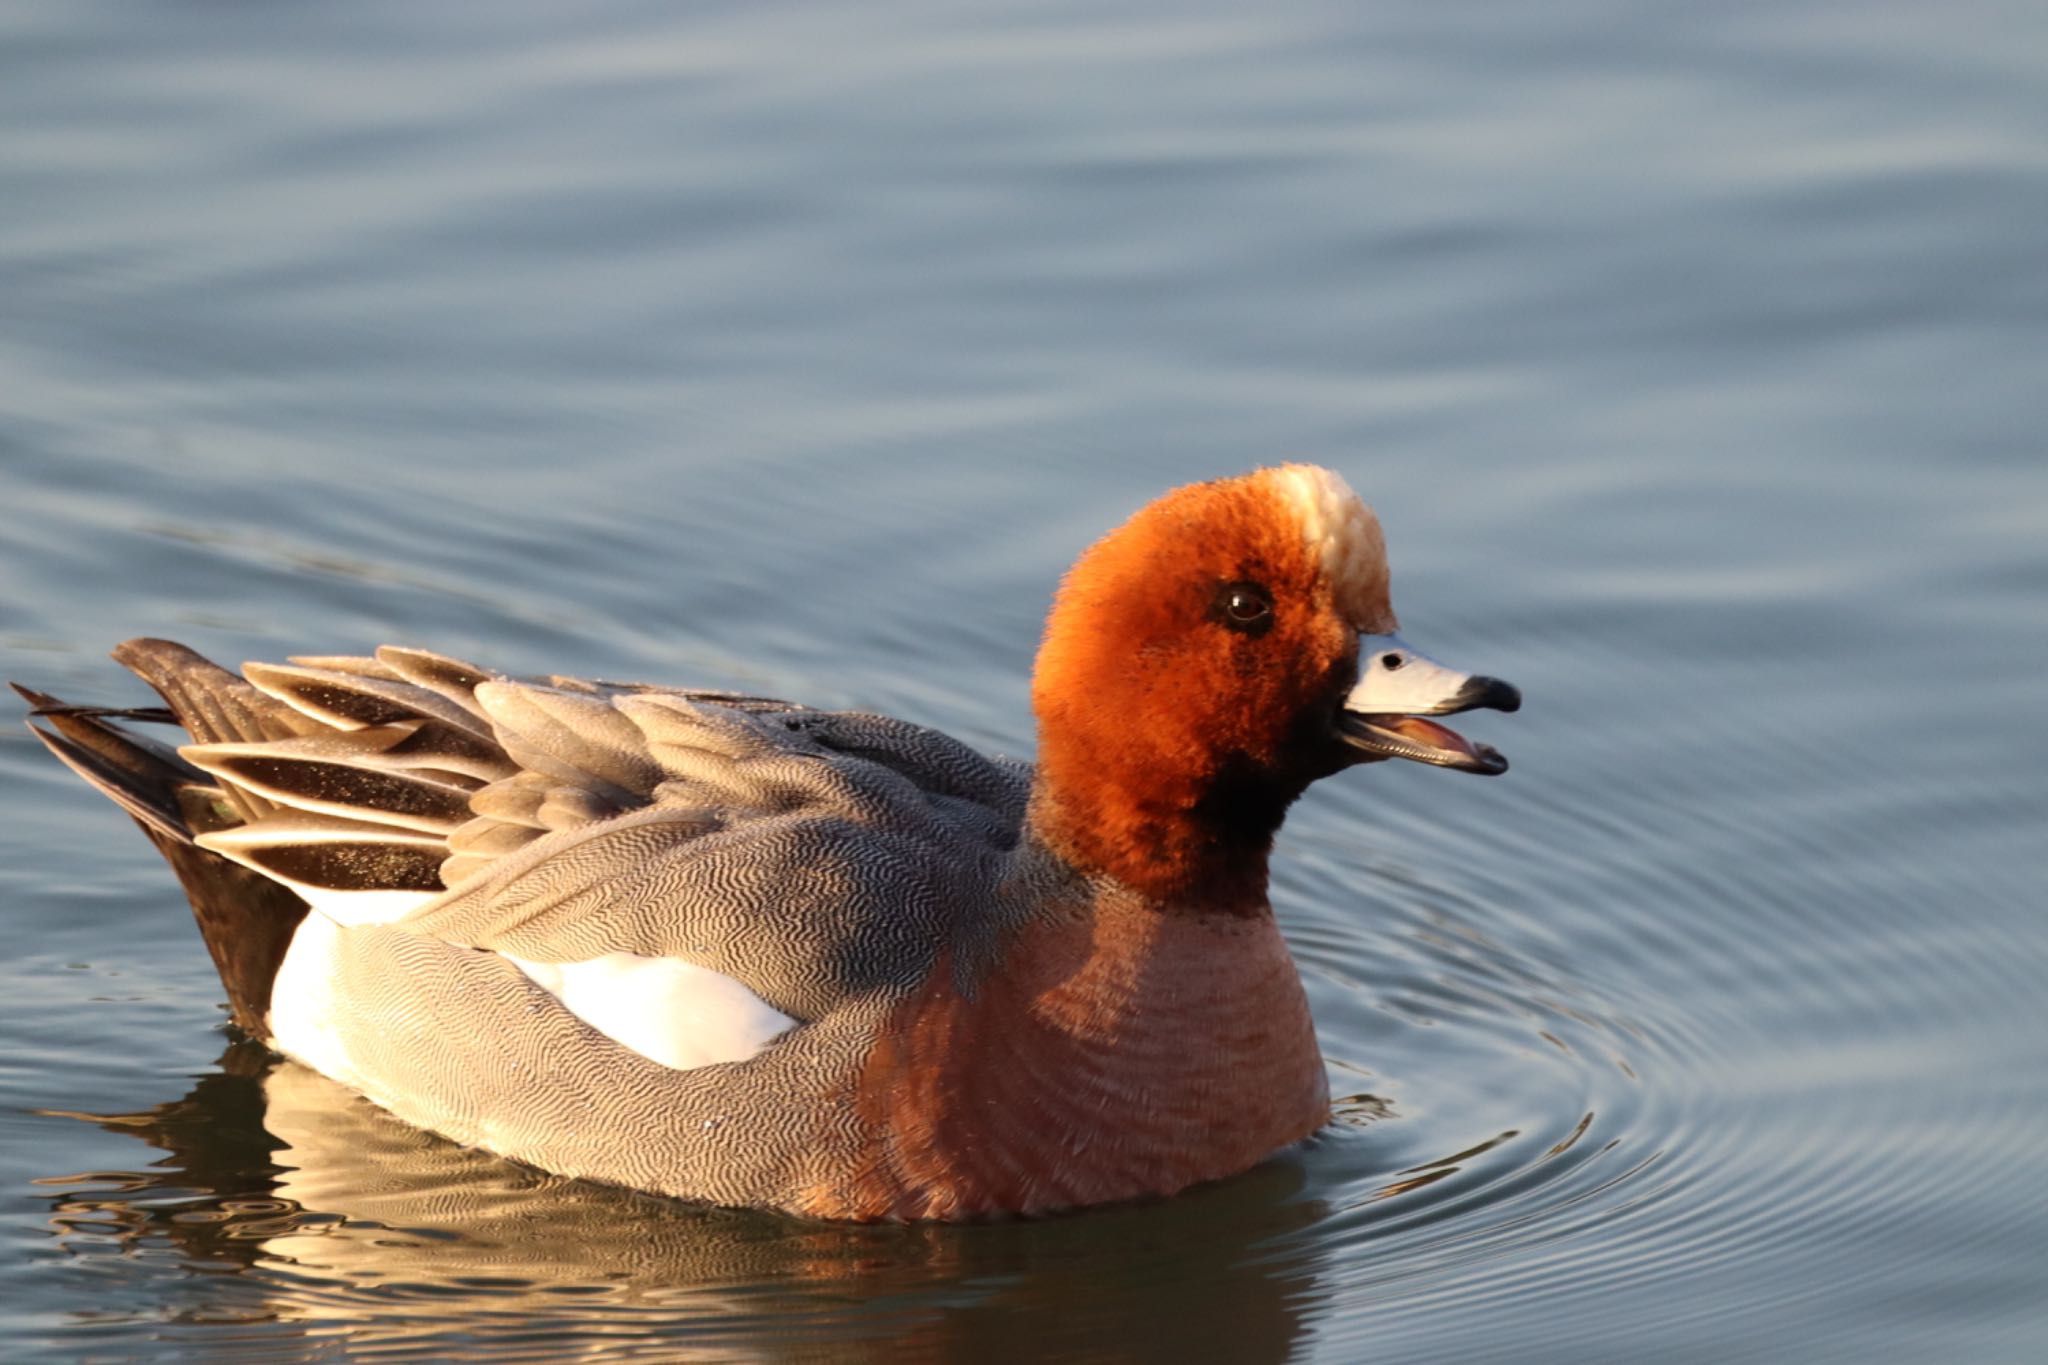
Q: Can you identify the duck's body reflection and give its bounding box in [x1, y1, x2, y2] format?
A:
[41, 1042, 1330, 1362]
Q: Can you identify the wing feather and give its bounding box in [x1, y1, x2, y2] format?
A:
[373, 646, 498, 723]
[183, 737, 480, 834]
[245, 660, 497, 743]
[473, 681, 663, 798]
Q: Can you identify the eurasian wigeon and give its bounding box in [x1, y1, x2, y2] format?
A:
[18, 465, 1518, 1220]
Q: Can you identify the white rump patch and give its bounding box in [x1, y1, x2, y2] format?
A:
[504, 952, 797, 1071]
[294, 886, 441, 928]
[268, 914, 372, 1092]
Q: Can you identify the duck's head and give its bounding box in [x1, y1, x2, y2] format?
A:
[1030, 464, 1520, 908]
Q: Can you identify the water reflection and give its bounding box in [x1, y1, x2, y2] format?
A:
[38, 1042, 1334, 1361]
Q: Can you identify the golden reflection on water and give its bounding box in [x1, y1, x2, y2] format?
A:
[35, 1043, 1335, 1362]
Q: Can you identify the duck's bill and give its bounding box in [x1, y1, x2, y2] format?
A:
[1336, 634, 1520, 776]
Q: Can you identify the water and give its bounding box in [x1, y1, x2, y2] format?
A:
[2, 0, 2044, 1359]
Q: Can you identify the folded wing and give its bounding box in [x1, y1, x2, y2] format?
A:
[135, 642, 1029, 1062]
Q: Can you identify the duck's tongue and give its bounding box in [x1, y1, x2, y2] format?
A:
[1336, 711, 1510, 775]
[1380, 715, 1482, 758]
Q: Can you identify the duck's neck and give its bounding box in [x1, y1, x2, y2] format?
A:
[1025, 754, 1305, 914]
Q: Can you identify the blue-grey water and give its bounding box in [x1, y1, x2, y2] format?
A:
[2, 1, 2044, 1361]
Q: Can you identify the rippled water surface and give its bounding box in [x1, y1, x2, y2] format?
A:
[3, 1, 2045, 1360]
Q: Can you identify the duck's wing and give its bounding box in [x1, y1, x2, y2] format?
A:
[398, 682, 1028, 1017]
[159, 644, 1027, 1025]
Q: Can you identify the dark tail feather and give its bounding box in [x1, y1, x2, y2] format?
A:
[12, 684, 200, 844]
[109, 638, 314, 748]
[109, 638, 319, 824]
[132, 826, 306, 1043]
[14, 660, 309, 1043]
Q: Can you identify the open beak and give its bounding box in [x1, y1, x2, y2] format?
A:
[1336, 634, 1520, 775]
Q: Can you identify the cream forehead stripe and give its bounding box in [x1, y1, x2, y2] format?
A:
[1265, 464, 1392, 628]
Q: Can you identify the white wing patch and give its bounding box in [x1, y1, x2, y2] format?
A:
[269, 917, 800, 1091]
[503, 952, 798, 1071]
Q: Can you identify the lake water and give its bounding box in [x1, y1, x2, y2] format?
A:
[2, 1, 2044, 1360]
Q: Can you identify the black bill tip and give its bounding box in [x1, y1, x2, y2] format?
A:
[1450, 676, 1521, 715]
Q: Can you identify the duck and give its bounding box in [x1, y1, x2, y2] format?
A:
[16, 465, 1519, 1221]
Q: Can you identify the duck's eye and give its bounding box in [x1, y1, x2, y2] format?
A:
[1210, 580, 1275, 636]
[1381, 653, 1404, 670]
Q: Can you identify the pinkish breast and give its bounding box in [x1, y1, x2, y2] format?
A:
[807, 892, 1330, 1221]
